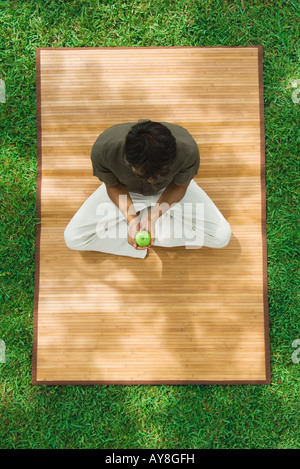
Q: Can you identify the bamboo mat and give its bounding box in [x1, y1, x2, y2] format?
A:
[32, 46, 270, 384]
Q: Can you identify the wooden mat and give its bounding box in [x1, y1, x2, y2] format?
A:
[32, 46, 270, 384]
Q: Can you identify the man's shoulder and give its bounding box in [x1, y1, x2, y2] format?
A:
[91, 120, 199, 164]
[93, 122, 133, 149]
[93, 121, 195, 147]
[91, 122, 134, 164]
[161, 122, 198, 151]
[160, 122, 199, 166]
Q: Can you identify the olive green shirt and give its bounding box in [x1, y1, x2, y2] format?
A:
[90, 119, 200, 196]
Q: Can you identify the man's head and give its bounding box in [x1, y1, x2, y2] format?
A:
[125, 120, 177, 182]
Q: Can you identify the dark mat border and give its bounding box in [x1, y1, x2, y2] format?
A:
[32, 46, 270, 385]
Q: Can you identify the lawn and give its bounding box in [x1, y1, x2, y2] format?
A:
[0, 0, 299, 449]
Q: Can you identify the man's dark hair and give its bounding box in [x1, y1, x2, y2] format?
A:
[125, 120, 177, 180]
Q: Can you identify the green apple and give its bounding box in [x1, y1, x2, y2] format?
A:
[135, 230, 151, 247]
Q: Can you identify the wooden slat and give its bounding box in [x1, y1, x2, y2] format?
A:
[33, 47, 270, 384]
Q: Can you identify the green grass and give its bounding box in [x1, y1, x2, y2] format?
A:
[0, 0, 299, 449]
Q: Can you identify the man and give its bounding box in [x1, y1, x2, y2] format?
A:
[64, 119, 231, 259]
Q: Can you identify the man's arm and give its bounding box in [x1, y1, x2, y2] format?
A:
[149, 180, 190, 223]
[106, 182, 146, 250]
[105, 182, 139, 223]
[149, 143, 199, 223]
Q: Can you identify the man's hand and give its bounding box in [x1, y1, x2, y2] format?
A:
[127, 213, 143, 250]
[127, 210, 149, 250]
[140, 212, 156, 247]
[106, 183, 145, 250]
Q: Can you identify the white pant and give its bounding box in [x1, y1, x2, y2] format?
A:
[64, 179, 231, 259]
